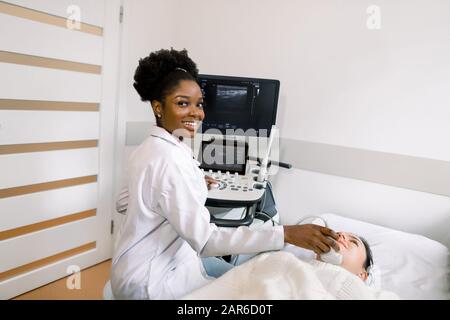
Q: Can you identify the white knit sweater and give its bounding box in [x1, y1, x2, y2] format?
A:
[307, 259, 398, 300]
[184, 251, 399, 300]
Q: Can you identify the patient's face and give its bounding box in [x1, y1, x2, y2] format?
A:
[332, 232, 368, 281]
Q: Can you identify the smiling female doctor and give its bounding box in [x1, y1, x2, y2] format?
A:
[110, 49, 340, 300]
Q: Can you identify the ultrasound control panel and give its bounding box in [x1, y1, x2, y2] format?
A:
[204, 161, 266, 203]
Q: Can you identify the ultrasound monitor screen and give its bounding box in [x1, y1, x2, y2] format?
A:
[198, 75, 280, 136]
[198, 139, 248, 175]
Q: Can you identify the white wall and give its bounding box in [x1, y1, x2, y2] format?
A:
[115, 0, 177, 194]
[120, 0, 178, 123]
[121, 0, 450, 161]
[173, 0, 450, 162]
[117, 0, 450, 245]
[271, 168, 450, 247]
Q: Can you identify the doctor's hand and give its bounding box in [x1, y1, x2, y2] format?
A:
[283, 224, 340, 255]
[204, 175, 220, 190]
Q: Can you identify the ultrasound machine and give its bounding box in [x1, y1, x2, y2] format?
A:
[115, 74, 291, 228]
[197, 74, 291, 227]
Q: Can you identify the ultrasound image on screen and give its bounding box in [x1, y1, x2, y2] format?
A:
[216, 85, 248, 112]
[199, 75, 279, 136]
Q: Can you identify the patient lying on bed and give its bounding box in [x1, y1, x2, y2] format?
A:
[318, 232, 373, 281]
[184, 231, 398, 300]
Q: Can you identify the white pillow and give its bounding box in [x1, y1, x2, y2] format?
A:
[316, 213, 449, 300]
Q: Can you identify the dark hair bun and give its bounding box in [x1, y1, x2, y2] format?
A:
[133, 48, 199, 102]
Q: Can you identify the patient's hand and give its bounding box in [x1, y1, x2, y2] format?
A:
[283, 224, 339, 255]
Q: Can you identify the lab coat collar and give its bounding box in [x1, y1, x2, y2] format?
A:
[149, 125, 198, 162]
[149, 125, 183, 147]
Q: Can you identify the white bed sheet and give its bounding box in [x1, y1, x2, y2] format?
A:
[284, 213, 449, 300]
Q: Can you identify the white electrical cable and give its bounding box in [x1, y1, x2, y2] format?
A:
[295, 215, 328, 227]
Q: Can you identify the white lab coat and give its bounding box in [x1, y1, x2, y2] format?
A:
[111, 126, 284, 300]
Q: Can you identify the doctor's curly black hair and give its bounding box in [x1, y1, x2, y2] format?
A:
[133, 48, 199, 103]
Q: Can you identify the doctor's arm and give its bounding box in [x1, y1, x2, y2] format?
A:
[155, 162, 338, 257]
[155, 162, 285, 256]
[200, 223, 339, 257]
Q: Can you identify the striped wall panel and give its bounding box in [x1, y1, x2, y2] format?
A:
[0, 1, 104, 34]
[0, 0, 110, 299]
[0, 63, 102, 102]
[0, 176, 97, 199]
[0, 51, 101, 74]
[0, 241, 97, 282]
[0, 148, 98, 189]
[0, 183, 98, 232]
[0, 100, 99, 112]
[0, 13, 103, 65]
[0, 217, 98, 273]
[0, 247, 98, 299]
[0, 111, 100, 145]
[0, 210, 96, 241]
